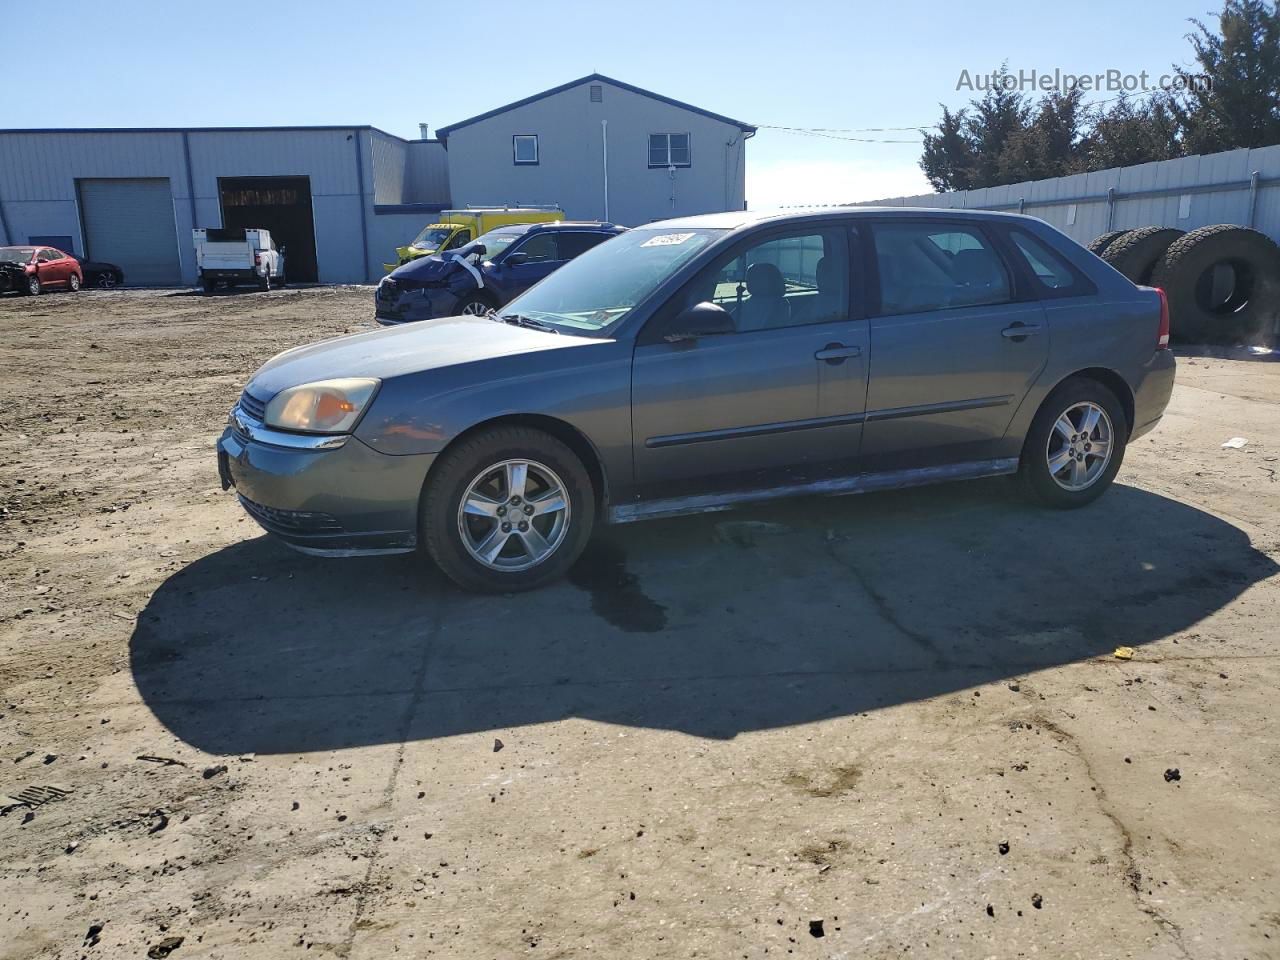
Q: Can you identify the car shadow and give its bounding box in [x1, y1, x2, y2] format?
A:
[130, 480, 1277, 754]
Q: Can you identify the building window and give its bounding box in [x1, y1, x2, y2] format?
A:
[513, 135, 539, 165]
[589, 84, 602, 102]
[648, 133, 690, 168]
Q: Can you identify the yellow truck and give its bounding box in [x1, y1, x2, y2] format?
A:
[385, 205, 564, 271]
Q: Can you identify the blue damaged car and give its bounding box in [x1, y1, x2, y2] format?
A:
[375, 221, 625, 325]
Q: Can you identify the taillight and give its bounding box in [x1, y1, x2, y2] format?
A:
[254, 253, 262, 266]
[1155, 288, 1170, 349]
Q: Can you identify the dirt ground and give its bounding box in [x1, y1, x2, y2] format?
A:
[2, 287, 1278, 960]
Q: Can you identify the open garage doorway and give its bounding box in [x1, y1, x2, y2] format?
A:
[218, 176, 318, 282]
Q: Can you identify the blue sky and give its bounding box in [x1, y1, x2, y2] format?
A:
[10, 0, 1218, 207]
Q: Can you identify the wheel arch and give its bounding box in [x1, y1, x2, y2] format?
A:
[1045, 367, 1136, 438]
[419, 413, 611, 519]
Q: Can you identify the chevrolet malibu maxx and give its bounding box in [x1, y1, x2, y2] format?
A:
[217, 209, 1175, 592]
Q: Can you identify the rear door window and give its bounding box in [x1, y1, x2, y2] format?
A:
[557, 232, 612, 260]
[871, 222, 1011, 315]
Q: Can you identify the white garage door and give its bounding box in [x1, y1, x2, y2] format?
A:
[78, 178, 181, 285]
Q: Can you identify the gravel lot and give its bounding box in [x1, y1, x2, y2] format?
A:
[2, 287, 1278, 960]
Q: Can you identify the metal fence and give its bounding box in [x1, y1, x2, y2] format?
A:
[855, 143, 1280, 248]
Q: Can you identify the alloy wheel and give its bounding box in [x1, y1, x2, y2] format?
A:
[1046, 401, 1113, 491]
[460, 301, 491, 316]
[456, 459, 570, 571]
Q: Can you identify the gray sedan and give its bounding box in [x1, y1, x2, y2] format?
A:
[217, 208, 1175, 591]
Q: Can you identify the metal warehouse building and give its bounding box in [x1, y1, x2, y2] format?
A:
[0, 75, 753, 287]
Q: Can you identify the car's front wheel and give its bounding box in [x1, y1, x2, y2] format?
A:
[456, 294, 495, 317]
[1018, 378, 1128, 508]
[422, 426, 595, 592]
[68, 273, 81, 292]
[25, 276, 41, 296]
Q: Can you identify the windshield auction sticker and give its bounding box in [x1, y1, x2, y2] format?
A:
[640, 233, 696, 247]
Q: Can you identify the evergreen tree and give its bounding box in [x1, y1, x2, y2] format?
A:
[1173, 0, 1280, 153]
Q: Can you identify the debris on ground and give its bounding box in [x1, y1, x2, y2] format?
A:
[201, 765, 228, 780]
[1113, 646, 1135, 660]
[147, 935, 184, 958]
[1, 784, 73, 814]
[1031, 893, 1043, 909]
[84, 923, 104, 947]
[998, 841, 1010, 855]
[493, 738, 504, 753]
[808, 919, 825, 938]
[137, 755, 186, 767]
[1222, 437, 1250, 449]
[1164, 768, 1182, 782]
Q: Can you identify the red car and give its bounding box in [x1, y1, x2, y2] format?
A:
[0, 246, 84, 296]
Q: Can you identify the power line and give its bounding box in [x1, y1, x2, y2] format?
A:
[756, 126, 923, 144]
[755, 84, 1193, 144]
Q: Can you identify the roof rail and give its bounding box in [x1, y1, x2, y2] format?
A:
[459, 203, 563, 212]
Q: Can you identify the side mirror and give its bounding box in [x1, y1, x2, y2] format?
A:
[469, 243, 487, 259]
[503, 251, 529, 267]
[662, 301, 734, 342]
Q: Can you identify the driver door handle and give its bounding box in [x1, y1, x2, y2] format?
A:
[1001, 322, 1043, 339]
[814, 343, 862, 363]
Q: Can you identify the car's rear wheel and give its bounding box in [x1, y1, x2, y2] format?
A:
[1017, 378, 1127, 508]
[422, 426, 595, 592]
[68, 273, 81, 292]
[98, 272, 119, 289]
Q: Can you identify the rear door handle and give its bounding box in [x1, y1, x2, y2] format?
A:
[1001, 323, 1043, 340]
[815, 343, 862, 363]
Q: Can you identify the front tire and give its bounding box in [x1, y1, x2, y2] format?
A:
[25, 276, 41, 296]
[422, 426, 595, 592]
[456, 293, 495, 317]
[1017, 378, 1128, 508]
[68, 273, 81, 292]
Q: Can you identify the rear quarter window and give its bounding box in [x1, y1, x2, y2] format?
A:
[1005, 227, 1097, 299]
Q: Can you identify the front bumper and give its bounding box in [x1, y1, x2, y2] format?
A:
[216, 408, 436, 556]
[375, 283, 459, 326]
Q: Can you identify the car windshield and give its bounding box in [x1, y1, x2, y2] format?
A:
[0, 247, 36, 264]
[498, 227, 723, 333]
[471, 229, 524, 259]
[411, 227, 455, 250]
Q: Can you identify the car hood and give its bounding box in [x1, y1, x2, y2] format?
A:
[245, 315, 593, 399]
[388, 253, 464, 282]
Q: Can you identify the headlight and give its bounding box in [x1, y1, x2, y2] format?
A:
[263, 378, 380, 434]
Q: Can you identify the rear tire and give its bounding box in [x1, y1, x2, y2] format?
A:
[422, 426, 596, 592]
[201, 277, 217, 294]
[68, 273, 81, 292]
[1018, 378, 1128, 509]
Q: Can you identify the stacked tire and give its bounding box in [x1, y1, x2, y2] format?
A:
[1088, 225, 1280, 345]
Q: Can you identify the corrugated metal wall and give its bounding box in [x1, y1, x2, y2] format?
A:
[858, 144, 1280, 246]
[0, 126, 437, 285]
[406, 141, 450, 205]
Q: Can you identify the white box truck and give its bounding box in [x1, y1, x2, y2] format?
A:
[193, 227, 286, 293]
